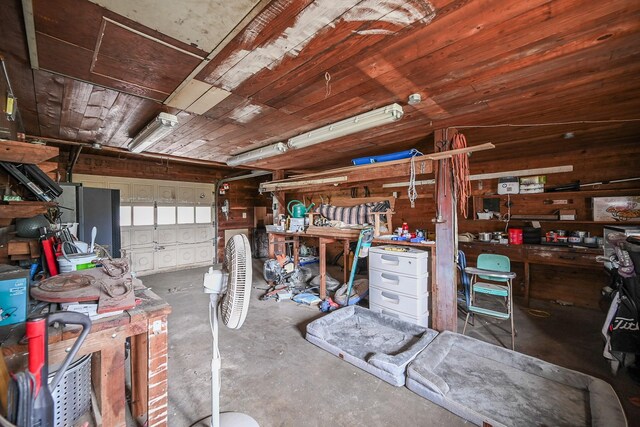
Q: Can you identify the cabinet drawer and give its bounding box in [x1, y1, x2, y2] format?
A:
[369, 286, 429, 317]
[369, 302, 429, 327]
[369, 268, 428, 297]
[527, 249, 599, 268]
[369, 251, 428, 277]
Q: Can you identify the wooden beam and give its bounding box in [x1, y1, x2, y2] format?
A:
[0, 140, 59, 164]
[0, 201, 56, 218]
[432, 129, 457, 332]
[259, 143, 494, 192]
[260, 156, 434, 192]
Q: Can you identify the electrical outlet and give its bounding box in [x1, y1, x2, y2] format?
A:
[242, 212, 247, 219]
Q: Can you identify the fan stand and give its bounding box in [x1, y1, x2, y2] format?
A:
[209, 293, 259, 427]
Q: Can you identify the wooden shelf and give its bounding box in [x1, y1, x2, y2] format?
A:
[463, 218, 635, 225]
[477, 188, 640, 199]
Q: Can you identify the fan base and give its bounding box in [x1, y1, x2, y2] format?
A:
[215, 412, 259, 427]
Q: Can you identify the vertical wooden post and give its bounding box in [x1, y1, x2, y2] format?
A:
[273, 170, 285, 220]
[432, 129, 457, 332]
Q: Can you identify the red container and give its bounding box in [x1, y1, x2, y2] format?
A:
[508, 228, 523, 245]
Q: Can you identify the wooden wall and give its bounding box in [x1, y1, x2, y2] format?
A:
[216, 176, 271, 261]
[286, 138, 640, 307]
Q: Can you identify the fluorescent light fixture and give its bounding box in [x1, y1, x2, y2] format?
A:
[226, 142, 288, 167]
[128, 112, 179, 153]
[287, 103, 404, 150]
[224, 103, 403, 167]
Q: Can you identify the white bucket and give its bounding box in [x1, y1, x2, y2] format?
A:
[57, 253, 97, 273]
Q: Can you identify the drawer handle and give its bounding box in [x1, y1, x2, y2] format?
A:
[381, 273, 399, 285]
[381, 291, 400, 304]
[381, 309, 399, 319]
[558, 255, 576, 260]
[381, 255, 400, 265]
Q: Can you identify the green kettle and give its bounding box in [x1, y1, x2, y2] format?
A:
[287, 200, 315, 218]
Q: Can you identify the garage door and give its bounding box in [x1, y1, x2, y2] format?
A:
[74, 174, 215, 276]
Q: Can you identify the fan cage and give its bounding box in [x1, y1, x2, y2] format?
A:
[222, 234, 252, 329]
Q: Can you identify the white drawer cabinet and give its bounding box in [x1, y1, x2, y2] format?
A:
[369, 247, 429, 277]
[369, 268, 428, 298]
[368, 245, 430, 326]
[368, 287, 429, 317]
[370, 302, 429, 327]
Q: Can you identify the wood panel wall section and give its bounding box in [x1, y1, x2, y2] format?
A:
[216, 177, 271, 261]
[59, 150, 227, 183]
[459, 138, 640, 237]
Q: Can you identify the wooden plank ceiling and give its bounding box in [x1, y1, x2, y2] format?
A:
[2, 0, 639, 173]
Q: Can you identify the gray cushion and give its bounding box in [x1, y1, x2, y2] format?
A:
[406, 331, 627, 427]
[306, 306, 437, 386]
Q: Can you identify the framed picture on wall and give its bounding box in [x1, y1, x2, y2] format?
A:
[593, 196, 640, 222]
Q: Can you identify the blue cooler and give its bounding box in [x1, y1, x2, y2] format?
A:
[0, 265, 29, 326]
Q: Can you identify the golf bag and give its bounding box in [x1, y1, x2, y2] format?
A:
[602, 234, 640, 373]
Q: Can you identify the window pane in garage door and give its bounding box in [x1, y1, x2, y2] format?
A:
[195, 206, 212, 224]
[133, 206, 154, 226]
[177, 206, 194, 224]
[158, 206, 176, 225]
[120, 206, 132, 226]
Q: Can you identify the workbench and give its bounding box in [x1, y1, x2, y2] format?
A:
[459, 241, 603, 307]
[268, 230, 358, 299]
[1, 287, 171, 427]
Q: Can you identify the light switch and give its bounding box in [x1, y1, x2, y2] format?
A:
[242, 212, 247, 219]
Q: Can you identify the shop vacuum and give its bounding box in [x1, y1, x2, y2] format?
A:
[3, 312, 91, 427]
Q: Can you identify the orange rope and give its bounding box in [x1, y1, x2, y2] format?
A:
[452, 133, 471, 218]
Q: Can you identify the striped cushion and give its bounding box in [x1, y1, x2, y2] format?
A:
[315, 202, 388, 225]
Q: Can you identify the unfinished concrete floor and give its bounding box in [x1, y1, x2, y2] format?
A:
[141, 261, 639, 426]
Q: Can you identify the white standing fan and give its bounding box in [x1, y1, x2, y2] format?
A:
[203, 234, 259, 427]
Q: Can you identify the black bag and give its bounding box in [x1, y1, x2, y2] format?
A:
[609, 275, 640, 353]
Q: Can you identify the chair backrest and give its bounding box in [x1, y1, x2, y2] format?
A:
[477, 253, 511, 283]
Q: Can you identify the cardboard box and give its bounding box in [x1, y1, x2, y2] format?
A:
[559, 209, 577, 221]
[0, 265, 29, 326]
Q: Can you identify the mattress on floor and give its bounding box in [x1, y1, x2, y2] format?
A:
[306, 306, 438, 386]
[406, 331, 627, 427]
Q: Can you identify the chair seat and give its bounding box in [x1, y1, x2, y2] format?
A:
[473, 282, 508, 297]
[468, 305, 510, 320]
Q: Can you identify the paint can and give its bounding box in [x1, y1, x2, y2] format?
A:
[508, 228, 523, 245]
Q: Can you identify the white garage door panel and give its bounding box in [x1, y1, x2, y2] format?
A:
[177, 247, 197, 266]
[196, 226, 212, 241]
[178, 226, 196, 244]
[195, 187, 213, 205]
[109, 182, 131, 202]
[195, 244, 213, 263]
[133, 184, 155, 202]
[155, 248, 178, 269]
[177, 187, 195, 204]
[157, 227, 177, 244]
[158, 185, 176, 203]
[133, 250, 154, 272]
[121, 229, 131, 248]
[132, 228, 155, 246]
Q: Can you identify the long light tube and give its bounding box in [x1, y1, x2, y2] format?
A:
[128, 112, 179, 153]
[287, 103, 404, 150]
[225, 103, 404, 167]
[226, 142, 288, 167]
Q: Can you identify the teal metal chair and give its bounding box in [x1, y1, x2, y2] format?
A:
[462, 254, 517, 350]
